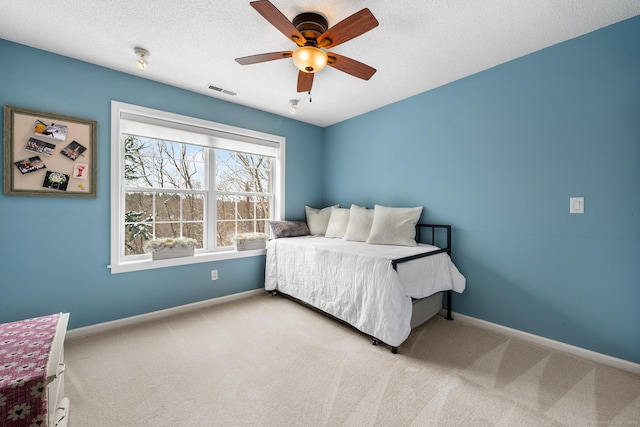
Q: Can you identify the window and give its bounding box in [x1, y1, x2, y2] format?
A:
[110, 101, 285, 273]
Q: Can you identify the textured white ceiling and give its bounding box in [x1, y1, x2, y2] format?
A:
[1, 1, 639, 127]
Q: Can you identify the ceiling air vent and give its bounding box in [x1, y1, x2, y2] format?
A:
[208, 85, 237, 96]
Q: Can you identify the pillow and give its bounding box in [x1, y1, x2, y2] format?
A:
[366, 205, 423, 247]
[269, 221, 310, 239]
[324, 208, 350, 238]
[343, 205, 374, 242]
[305, 204, 339, 235]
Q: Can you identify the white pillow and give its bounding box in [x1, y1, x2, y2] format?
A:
[305, 204, 339, 235]
[366, 205, 423, 247]
[325, 208, 350, 238]
[343, 205, 374, 242]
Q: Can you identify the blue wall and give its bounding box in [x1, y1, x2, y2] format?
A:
[0, 40, 324, 330]
[1, 15, 639, 365]
[324, 16, 640, 363]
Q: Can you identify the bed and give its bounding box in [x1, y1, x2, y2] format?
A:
[265, 210, 466, 353]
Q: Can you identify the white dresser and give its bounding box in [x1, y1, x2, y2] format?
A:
[47, 312, 70, 427]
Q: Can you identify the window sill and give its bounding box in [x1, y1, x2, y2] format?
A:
[108, 248, 267, 274]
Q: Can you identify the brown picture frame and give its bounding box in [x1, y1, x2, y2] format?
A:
[3, 105, 97, 197]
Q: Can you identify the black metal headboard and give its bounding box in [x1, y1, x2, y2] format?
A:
[390, 223, 452, 270]
[416, 223, 452, 257]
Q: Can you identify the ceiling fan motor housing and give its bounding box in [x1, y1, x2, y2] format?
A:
[293, 12, 329, 45]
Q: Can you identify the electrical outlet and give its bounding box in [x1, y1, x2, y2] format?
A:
[211, 270, 218, 281]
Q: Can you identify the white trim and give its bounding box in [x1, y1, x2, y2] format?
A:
[443, 310, 640, 375]
[120, 112, 281, 154]
[67, 289, 264, 339]
[108, 248, 266, 274]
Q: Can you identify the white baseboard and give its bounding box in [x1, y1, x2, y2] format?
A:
[442, 310, 640, 375]
[67, 289, 264, 340]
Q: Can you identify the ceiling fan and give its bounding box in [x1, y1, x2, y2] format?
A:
[235, 0, 379, 93]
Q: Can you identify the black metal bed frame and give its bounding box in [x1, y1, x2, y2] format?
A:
[271, 223, 456, 354]
[392, 224, 454, 323]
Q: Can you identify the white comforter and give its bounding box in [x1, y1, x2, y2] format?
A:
[265, 236, 466, 347]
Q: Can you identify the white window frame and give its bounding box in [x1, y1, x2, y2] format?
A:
[109, 101, 285, 274]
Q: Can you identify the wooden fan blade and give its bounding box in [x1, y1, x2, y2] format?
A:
[317, 8, 379, 49]
[250, 0, 306, 45]
[297, 71, 314, 92]
[327, 53, 376, 80]
[235, 51, 292, 65]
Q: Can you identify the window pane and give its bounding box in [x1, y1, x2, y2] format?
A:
[215, 150, 272, 193]
[127, 139, 204, 190]
[124, 229, 152, 256]
[155, 192, 181, 221]
[183, 222, 204, 248]
[183, 194, 204, 221]
[124, 135, 155, 187]
[232, 195, 267, 220]
[177, 142, 203, 190]
[123, 221, 152, 255]
[236, 195, 254, 220]
[152, 156, 181, 189]
[236, 220, 268, 235]
[157, 140, 183, 159]
[124, 192, 153, 219]
[256, 220, 268, 234]
[216, 194, 238, 247]
[123, 191, 154, 255]
[186, 160, 206, 190]
[155, 222, 182, 239]
[216, 194, 237, 221]
[216, 221, 236, 247]
[237, 221, 264, 234]
[253, 196, 270, 220]
[236, 221, 255, 235]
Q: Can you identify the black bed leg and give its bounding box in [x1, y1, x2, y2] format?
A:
[373, 337, 398, 354]
[445, 290, 453, 320]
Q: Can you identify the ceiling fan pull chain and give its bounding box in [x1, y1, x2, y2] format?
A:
[308, 91, 312, 103]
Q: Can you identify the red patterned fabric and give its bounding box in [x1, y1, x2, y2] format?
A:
[0, 313, 61, 427]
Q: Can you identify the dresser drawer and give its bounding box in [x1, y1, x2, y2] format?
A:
[51, 397, 70, 427]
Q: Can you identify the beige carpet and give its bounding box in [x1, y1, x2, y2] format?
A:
[64, 293, 639, 426]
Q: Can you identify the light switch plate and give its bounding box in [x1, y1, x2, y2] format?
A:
[570, 197, 584, 214]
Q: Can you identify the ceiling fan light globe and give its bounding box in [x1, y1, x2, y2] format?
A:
[292, 46, 327, 74]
